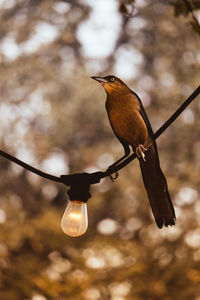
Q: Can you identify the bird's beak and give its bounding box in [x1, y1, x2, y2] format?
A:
[91, 76, 109, 83]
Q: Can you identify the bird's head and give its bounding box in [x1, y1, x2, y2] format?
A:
[91, 75, 129, 95]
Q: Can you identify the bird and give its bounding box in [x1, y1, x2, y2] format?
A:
[91, 75, 176, 229]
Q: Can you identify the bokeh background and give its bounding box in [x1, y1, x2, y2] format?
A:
[0, 0, 200, 299]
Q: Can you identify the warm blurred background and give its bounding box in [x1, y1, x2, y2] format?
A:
[0, 0, 200, 299]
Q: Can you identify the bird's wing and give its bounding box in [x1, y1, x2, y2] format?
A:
[131, 91, 153, 136]
[131, 91, 160, 162]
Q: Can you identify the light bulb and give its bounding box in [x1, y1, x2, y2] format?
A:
[61, 200, 88, 237]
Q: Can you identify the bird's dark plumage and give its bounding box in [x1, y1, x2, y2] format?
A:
[92, 75, 176, 228]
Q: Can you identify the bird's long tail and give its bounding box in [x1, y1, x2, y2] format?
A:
[139, 145, 176, 228]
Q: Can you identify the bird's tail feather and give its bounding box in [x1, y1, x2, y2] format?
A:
[139, 145, 176, 228]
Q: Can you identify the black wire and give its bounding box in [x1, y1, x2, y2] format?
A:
[0, 149, 61, 183]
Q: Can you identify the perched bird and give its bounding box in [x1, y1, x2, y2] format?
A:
[91, 75, 176, 229]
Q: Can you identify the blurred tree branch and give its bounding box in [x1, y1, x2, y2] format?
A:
[119, 0, 200, 36]
[182, 0, 200, 35]
[119, 0, 135, 18]
[170, 0, 200, 35]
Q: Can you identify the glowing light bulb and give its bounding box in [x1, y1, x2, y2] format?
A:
[61, 201, 88, 237]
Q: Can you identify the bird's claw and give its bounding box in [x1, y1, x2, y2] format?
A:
[109, 171, 119, 182]
[136, 144, 147, 162]
[107, 166, 119, 182]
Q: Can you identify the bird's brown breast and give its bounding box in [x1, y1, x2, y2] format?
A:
[106, 93, 149, 148]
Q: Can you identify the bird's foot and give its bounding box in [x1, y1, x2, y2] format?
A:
[136, 144, 147, 162]
[109, 171, 119, 182]
[107, 166, 119, 182]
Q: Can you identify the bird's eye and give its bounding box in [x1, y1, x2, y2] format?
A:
[110, 77, 115, 82]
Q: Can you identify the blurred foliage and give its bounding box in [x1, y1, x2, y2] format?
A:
[170, 0, 200, 17]
[170, 0, 200, 35]
[0, 0, 200, 300]
[120, 0, 200, 36]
